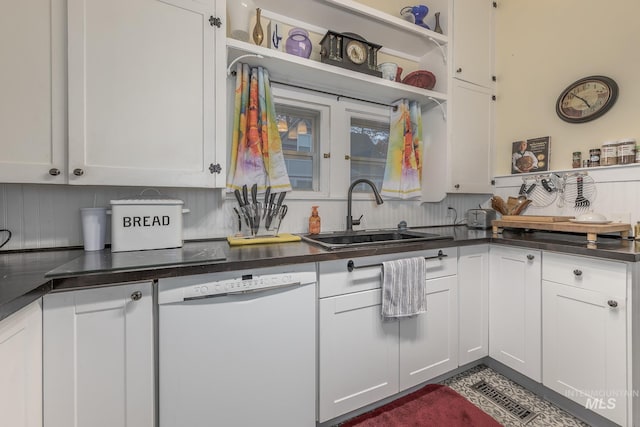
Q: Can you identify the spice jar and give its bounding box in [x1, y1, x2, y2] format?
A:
[589, 148, 601, 167]
[600, 141, 618, 166]
[617, 138, 636, 164]
[572, 152, 581, 168]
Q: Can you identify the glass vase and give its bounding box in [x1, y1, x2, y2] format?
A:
[285, 28, 312, 58]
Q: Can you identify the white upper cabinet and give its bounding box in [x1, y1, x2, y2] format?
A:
[67, 0, 227, 187]
[0, 0, 66, 184]
[449, 80, 493, 193]
[452, 0, 494, 88]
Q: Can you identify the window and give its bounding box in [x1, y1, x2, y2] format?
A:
[267, 85, 391, 198]
[275, 105, 320, 191]
[350, 117, 390, 192]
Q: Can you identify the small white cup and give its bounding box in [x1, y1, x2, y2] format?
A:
[378, 62, 398, 81]
[80, 207, 107, 251]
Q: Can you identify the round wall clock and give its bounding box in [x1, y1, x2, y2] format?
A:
[556, 75, 618, 123]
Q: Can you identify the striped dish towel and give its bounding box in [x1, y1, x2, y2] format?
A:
[381, 257, 427, 318]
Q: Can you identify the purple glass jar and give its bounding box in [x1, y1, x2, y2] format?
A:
[285, 28, 312, 58]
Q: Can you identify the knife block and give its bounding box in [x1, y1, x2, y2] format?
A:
[230, 203, 285, 238]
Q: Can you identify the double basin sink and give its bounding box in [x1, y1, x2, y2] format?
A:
[301, 229, 452, 250]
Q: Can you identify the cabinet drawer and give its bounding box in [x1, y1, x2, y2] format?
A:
[319, 248, 457, 298]
[543, 252, 627, 297]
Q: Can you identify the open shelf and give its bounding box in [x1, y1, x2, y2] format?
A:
[227, 39, 447, 111]
[323, 0, 448, 44]
[254, 0, 448, 58]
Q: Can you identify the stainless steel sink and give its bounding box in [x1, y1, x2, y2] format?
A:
[300, 229, 452, 250]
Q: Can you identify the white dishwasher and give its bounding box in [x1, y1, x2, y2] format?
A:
[157, 263, 317, 427]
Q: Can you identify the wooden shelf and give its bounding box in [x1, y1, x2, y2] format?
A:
[227, 39, 447, 111]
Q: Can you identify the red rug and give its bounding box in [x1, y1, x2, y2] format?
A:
[340, 384, 502, 427]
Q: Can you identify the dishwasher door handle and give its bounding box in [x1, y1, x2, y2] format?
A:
[183, 281, 303, 301]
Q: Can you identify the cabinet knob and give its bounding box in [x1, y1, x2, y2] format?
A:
[208, 163, 222, 174]
[49, 168, 61, 176]
[607, 300, 618, 308]
[454, 184, 460, 189]
[131, 291, 142, 301]
[573, 269, 583, 276]
[526, 254, 534, 260]
[456, 67, 462, 73]
[73, 168, 84, 176]
[344, 155, 351, 160]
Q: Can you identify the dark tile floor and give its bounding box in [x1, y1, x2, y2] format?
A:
[442, 365, 589, 426]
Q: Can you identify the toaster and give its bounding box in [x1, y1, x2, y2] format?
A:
[466, 208, 497, 229]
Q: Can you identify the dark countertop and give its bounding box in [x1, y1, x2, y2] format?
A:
[2, 225, 639, 321]
[0, 249, 83, 321]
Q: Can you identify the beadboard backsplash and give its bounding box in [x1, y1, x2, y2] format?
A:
[493, 164, 640, 228]
[0, 184, 490, 251]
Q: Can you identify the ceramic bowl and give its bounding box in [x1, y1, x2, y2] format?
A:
[401, 70, 436, 90]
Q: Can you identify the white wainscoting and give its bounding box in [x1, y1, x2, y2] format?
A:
[493, 164, 640, 227]
[0, 184, 490, 251]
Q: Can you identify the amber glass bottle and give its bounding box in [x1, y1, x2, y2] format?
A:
[308, 206, 321, 234]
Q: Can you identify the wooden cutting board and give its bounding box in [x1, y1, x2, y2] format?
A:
[492, 219, 631, 243]
[500, 215, 574, 222]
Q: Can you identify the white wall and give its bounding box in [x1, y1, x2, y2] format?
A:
[0, 184, 488, 251]
[494, 0, 640, 175]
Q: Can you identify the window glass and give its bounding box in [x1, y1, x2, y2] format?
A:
[276, 105, 319, 191]
[350, 117, 389, 192]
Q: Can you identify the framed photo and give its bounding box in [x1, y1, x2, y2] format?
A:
[511, 136, 550, 174]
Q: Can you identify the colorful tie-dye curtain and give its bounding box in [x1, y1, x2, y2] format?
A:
[226, 63, 292, 192]
[381, 99, 423, 199]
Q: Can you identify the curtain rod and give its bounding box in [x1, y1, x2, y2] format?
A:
[270, 79, 399, 111]
[229, 68, 397, 111]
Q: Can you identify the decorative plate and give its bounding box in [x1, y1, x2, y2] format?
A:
[401, 70, 436, 90]
[568, 219, 612, 224]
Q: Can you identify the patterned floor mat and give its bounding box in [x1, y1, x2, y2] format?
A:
[441, 365, 589, 427]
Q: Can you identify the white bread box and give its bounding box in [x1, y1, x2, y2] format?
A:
[109, 195, 190, 252]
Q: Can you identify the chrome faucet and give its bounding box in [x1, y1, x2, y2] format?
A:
[346, 179, 384, 231]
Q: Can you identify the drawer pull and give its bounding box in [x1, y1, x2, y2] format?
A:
[607, 300, 618, 308]
[131, 291, 143, 301]
[573, 269, 582, 276]
[526, 254, 535, 260]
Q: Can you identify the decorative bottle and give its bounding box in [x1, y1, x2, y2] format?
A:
[308, 206, 321, 234]
[433, 12, 443, 34]
[252, 8, 264, 46]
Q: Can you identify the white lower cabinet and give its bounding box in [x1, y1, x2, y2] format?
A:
[43, 282, 154, 427]
[318, 248, 457, 422]
[542, 252, 628, 426]
[319, 289, 399, 422]
[399, 274, 458, 390]
[458, 244, 489, 365]
[489, 245, 541, 381]
[0, 300, 43, 427]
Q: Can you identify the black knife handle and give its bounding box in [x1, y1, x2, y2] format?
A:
[276, 192, 286, 206]
[251, 183, 258, 204]
[264, 186, 271, 207]
[242, 185, 249, 205]
[234, 189, 244, 206]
